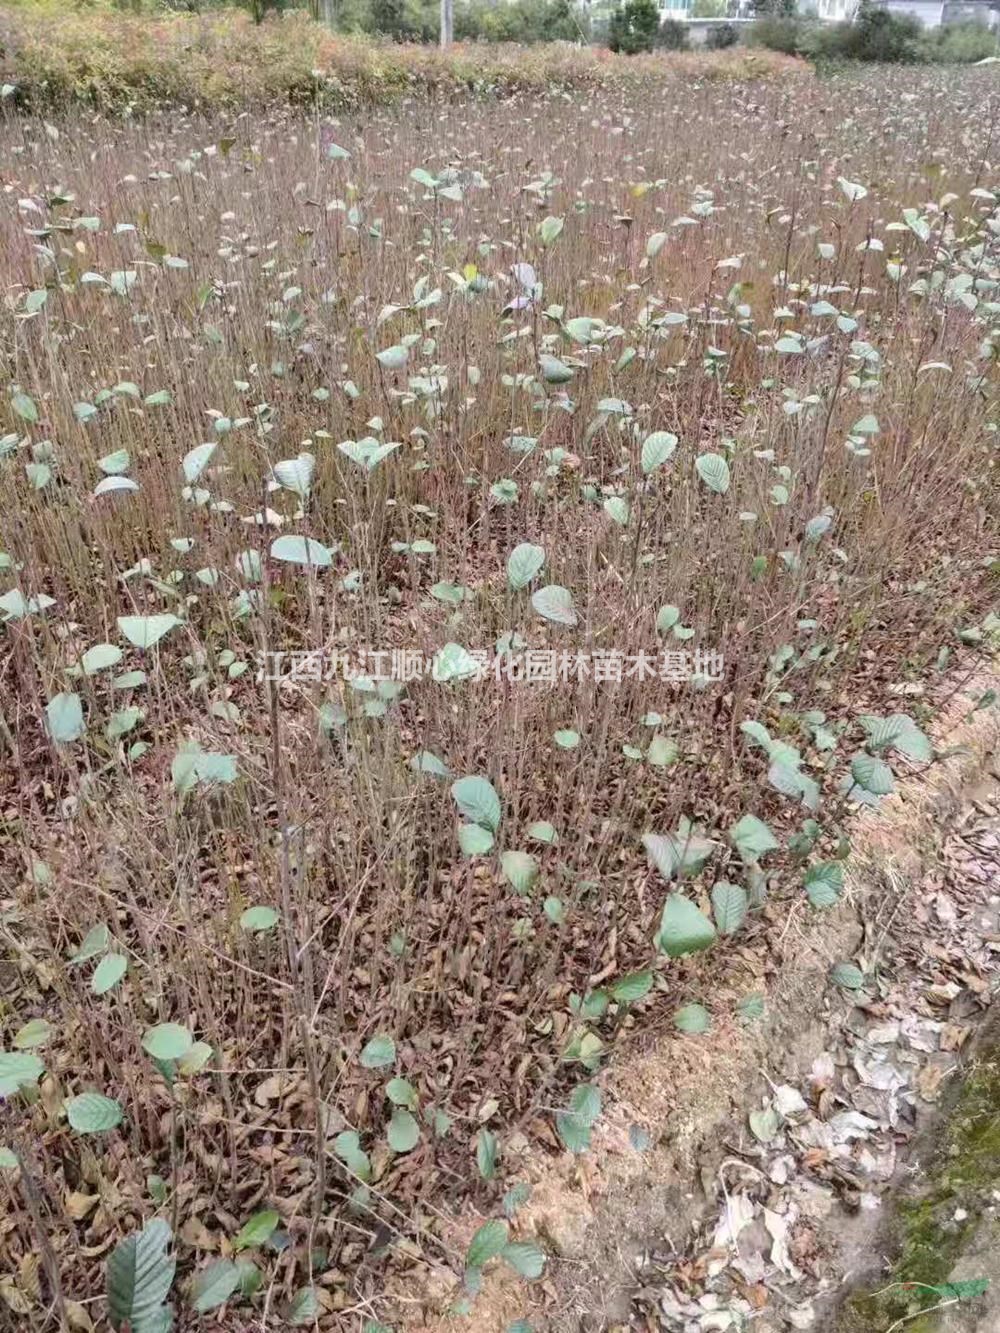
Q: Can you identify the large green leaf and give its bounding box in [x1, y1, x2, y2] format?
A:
[506, 542, 545, 590]
[502, 1241, 546, 1280]
[45, 692, 84, 743]
[531, 584, 578, 627]
[850, 752, 895, 796]
[710, 882, 748, 935]
[360, 1034, 396, 1069]
[106, 1218, 175, 1332]
[269, 535, 332, 569]
[233, 1209, 279, 1252]
[555, 1083, 601, 1154]
[190, 1259, 240, 1314]
[387, 1108, 420, 1153]
[656, 894, 716, 958]
[451, 775, 502, 832]
[458, 823, 495, 856]
[466, 1219, 509, 1270]
[117, 614, 182, 650]
[141, 1023, 193, 1062]
[67, 1092, 123, 1134]
[500, 850, 538, 896]
[804, 860, 844, 908]
[729, 814, 779, 861]
[695, 452, 730, 494]
[674, 1002, 711, 1034]
[0, 1051, 44, 1099]
[641, 431, 677, 475]
[643, 829, 718, 880]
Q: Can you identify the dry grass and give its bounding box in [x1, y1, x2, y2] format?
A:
[0, 56, 997, 1332]
[0, 10, 805, 113]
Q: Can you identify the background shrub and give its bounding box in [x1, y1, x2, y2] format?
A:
[705, 20, 739, 48]
[657, 17, 691, 49]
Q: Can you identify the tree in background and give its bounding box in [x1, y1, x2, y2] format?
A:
[607, 0, 660, 53]
[692, 0, 727, 15]
[753, 0, 796, 14]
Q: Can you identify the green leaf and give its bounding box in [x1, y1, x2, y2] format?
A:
[611, 971, 652, 1004]
[927, 1279, 989, 1302]
[177, 1042, 213, 1076]
[117, 614, 182, 650]
[531, 584, 577, 627]
[641, 431, 677, 475]
[749, 1106, 779, 1142]
[774, 335, 804, 354]
[0, 1051, 44, 1099]
[81, 642, 124, 675]
[288, 1285, 319, 1325]
[506, 540, 544, 589]
[387, 1108, 420, 1153]
[476, 1128, 498, 1181]
[410, 749, 450, 778]
[386, 1077, 418, 1110]
[646, 735, 678, 768]
[71, 923, 110, 964]
[376, 344, 409, 371]
[240, 906, 279, 933]
[233, 1209, 279, 1252]
[501, 850, 538, 896]
[643, 829, 718, 880]
[555, 1083, 601, 1154]
[850, 752, 895, 796]
[12, 390, 38, 423]
[502, 1241, 546, 1280]
[141, 1023, 193, 1062]
[269, 535, 333, 569]
[603, 495, 629, 526]
[674, 1003, 711, 1034]
[190, 1259, 240, 1314]
[273, 453, 314, 499]
[527, 820, 557, 845]
[451, 775, 502, 832]
[432, 642, 480, 683]
[234, 1258, 261, 1299]
[466, 1220, 509, 1271]
[106, 1218, 175, 1332]
[804, 861, 844, 908]
[458, 823, 495, 856]
[695, 452, 730, 494]
[852, 413, 879, 436]
[334, 1131, 372, 1182]
[860, 712, 931, 761]
[729, 814, 779, 860]
[710, 882, 748, 935]
[45, 692, 84, 743]
[182, 441, 216, 483]
[831, 962, 865, 990]
[553, 729, 580, 749]
[67, 1093, 123, 1134]
[13, 1018, 51, 1049]
[656, 894, 716, 958]
[539, 215, 564, 246]
[539, 354, 573, 384]
[360, 1035, 396, 1069]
